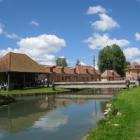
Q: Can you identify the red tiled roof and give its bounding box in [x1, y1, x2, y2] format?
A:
[43, 65, 53, 73]
[53, 66, 63, 74]
[63, 67, 75, 74]
[75, 66, 88, 74]
[95, 70, 101, 76]
[101, 70, 121, 78]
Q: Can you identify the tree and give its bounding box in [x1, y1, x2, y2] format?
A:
[125, 61, 130, 67]
[56, 57, 68, 67]
[76, 59, 80, 66]
[98, 44, 126, 76]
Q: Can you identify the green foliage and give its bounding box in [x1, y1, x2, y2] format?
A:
[87, 87, 140, 140]
[76, 59, 80, 66]
[56, 57, 68, 67]
[98, 44, 126, 76]
[125, 61, 130, 67]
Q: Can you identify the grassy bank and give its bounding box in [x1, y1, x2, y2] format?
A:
[0, 87, 66, 95]
[87, 87, 140, 140]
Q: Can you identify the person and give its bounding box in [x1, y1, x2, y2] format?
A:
[126, 79, 130, 89]
[137, 76, 140, 86]
[45, 78, 49, 87]
[52, 80, 55, 90]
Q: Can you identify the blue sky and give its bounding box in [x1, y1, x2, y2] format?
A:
[0, 0, 140, 67]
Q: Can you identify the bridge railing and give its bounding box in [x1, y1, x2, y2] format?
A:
[55, 80, 137, 89]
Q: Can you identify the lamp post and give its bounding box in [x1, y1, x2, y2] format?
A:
[93, 55, 95, 81]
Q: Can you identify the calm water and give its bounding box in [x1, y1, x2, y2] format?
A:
[0, 94, 109, 140]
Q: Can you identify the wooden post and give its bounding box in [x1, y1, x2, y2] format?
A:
[23, 73, 25, 88]
[7, 72, 10, 90]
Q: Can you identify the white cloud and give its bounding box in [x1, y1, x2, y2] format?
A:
[0, 34, 66, 65]
[80, 61, 86, 66]
[87, 5, 106, 15]
[4, 32, 19, 39]
[92, 13, 119, 31]
[29, 20, 40, 27]
[135, 32, 140, 41]
[87, 5, 119, 31]
[17, 34, 66, 53]
[132, 58, 140, 63]
[0, 23, 19, 39]
[33, 111, 68, 131]
[0, 24, 4, 34]
[58, 56, 65, 59]
[85, 33, 130, 49]
[0, 27, 3, 34]
[123, 47, 140, 60]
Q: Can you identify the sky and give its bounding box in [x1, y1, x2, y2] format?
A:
[0, 0, 140, 67]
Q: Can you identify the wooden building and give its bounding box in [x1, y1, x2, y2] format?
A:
[0, 52, 47, 90]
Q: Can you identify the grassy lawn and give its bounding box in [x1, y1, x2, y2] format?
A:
[87, 87, 140, 140]
[0, 87, 66, 95]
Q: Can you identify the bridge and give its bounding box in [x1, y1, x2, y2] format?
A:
[55, 80, 136, 89]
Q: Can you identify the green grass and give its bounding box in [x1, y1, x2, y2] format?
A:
[0, 87, 66, 95]
[87, 87, 140, 140]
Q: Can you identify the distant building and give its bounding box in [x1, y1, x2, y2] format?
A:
[42, 65, 100, 82]
[101, 70, 121, 81]
[75, 65, 100, 81]
[125, 62, 140, 80]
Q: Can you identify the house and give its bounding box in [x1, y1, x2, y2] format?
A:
[42, 65, 100, 82]
[63, 67, 76, 82]
[125, 62, 140, 80]
[101, 70, 121, 81]
[75, 65, 100, 81]
[75, 65, 89, 81]
[0, 52, 47, 90]
[95, 70, 101, 81]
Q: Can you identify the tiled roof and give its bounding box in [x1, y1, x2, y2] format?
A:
[43, 65, 53, 73]
[126, 62, 140, 70]
[0, 52, 46, 73]
[63, 67, 75, 74]
[75, 66, 88, 74]
[101, 70, 121, 78]
[95, 70, 101, 76]
[53, 66, 63, 74]
[75, 65, 98, 75]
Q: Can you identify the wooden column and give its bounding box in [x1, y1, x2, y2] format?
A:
[23, 73, 26, 88]
[7, 72, 10, 90]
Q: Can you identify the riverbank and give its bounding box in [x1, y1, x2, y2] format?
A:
[0, 87, 67, 95]
[87, 87, 140, 140]
[0, 87, 67, 105]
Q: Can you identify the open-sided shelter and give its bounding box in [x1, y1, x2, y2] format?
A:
[0, 52, 47, 90]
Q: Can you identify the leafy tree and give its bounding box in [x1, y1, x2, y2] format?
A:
[125, 61, 130, 67]
[56, 57, 68, 67]
[76, 59, 80, 66]
[98, 44, 126, 76]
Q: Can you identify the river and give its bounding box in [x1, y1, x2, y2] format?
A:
[0, 92, 110, 140]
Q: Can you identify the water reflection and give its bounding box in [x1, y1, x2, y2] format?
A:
[33, 111, 68, 131]
[0, 93, 109, 140]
